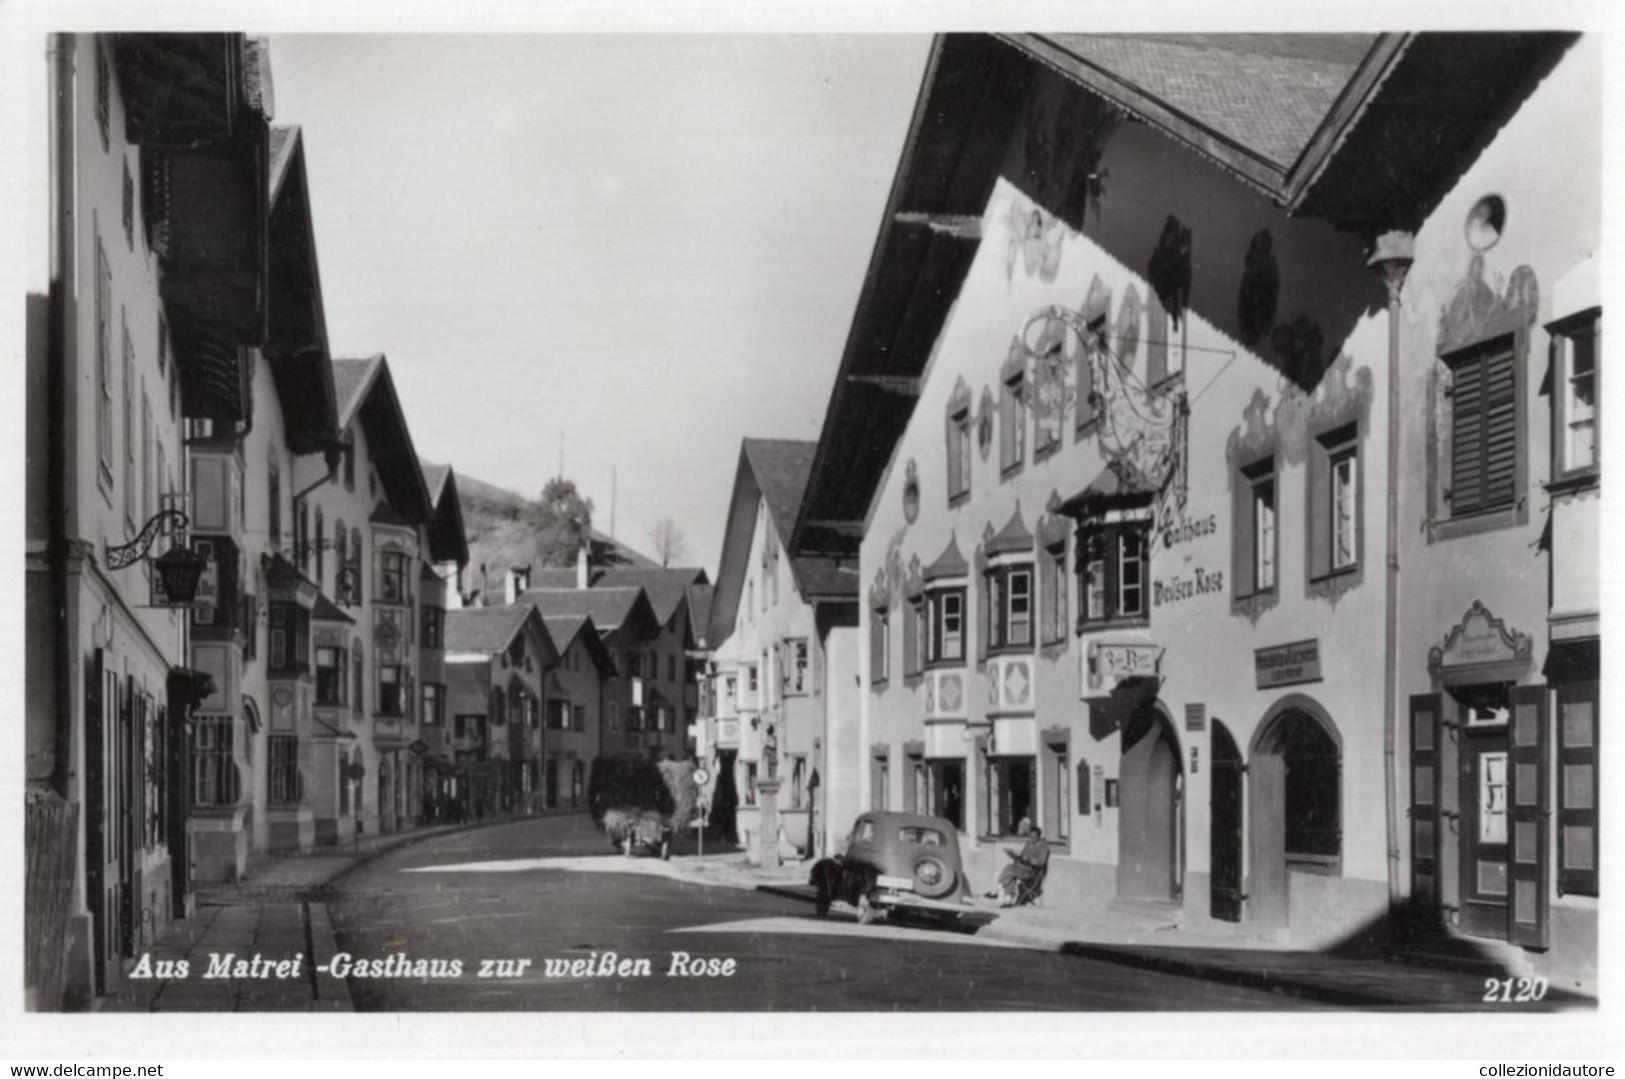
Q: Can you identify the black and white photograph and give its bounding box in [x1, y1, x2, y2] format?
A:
[4, 0, 1619, 1063]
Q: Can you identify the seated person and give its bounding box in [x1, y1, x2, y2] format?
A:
[986, 819, 1049, 906]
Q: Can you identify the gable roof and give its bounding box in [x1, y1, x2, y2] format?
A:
[542, 614, 617, 680]
[419, 459, 470, 568]
[792, 32, 1574, 563]
[744, 439, 818, 545]
[520, 586, 659, 643]
[686, 583, 715, 650]
[331, 355, 432, 524]
[594, 566, 707, 628]
[263, 123, 339, 456]
[712, 438, 854, 645]
[445, 605, 533, 655]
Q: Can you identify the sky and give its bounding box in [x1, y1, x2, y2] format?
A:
[263, 34, 931, 577]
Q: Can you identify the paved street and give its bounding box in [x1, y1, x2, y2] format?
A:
[326, 815, 1320, 1011]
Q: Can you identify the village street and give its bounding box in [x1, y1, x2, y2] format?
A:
[324, 815, 1314, 1012]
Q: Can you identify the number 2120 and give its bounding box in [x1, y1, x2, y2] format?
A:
[1483, 976, 1548, 1002]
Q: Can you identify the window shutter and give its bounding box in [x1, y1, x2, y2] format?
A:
[1146, 290, 1168, 386]
[1038, 548, 1056, 642]
[945, 409, 961, 499]
[1408, 694, 1442, 910]
[1000, 384, 1015, 471]
[1231, 470, 1251, 595]
[903, 600, 919, 678]
[1308, 439, 1331, 580]
[1075, 348, 1095, 434]
[1482, 348, 1517, 509]
[976, 572, 990, 665]
[869, 609, 884, 682]
[1506, 684, 1549, 949]
[1449, 356, 1484, 512]
[1556, 681, 1598, 897]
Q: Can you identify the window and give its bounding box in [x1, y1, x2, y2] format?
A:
[94, 42, 110, 150]
[1000, 367, 1027, 475]
[790, 756, 806, 808]
[140, 391, 152, 523]
[987, 565, 1033, 652]
[343, 439, 355, 490]
[1556, 681, 1598, 896]
[1075, 335, 1098, 435]
[902, 596, 924, 678]
[925, 588, 965, 665]
[377, 665, 404, 716]
[191, 714, 238, 808]
[122, 160, 135, 249]
[1549, 309, 1600, 481]
[421, 605, 444, 649]
[870, 605, 890, 685]
[572, 760, 585, 805]
[314, 506, 325, 586]
[350, 529, 363, 604]
[548, 699, 571, 730]
[123, 330, 135, 528]
[983, 756, 1035, 837]
[269, 735, 302, 805]
[1280, 713, 1340, 868]
[1309, 425, 1361, 579]
[315, 645, 348, 706]
[1078, 524, 1150, 626]
[378, 550, 408, 604]
[1039, 541, 1068, 645]
[947, 403, 972, 504]
[1052, 746, 1071, 842]
[1234, 458, 1277, 597]
[268, 601, 310, 673]
[1447, 337, 1519, 516]
[422, 683, 442, 725]
[871, 753, 890, 812]
[1146, 288, 1186, 386]
[928, 759, 965, 830]
[784, 638, 810, 694]
[268, 462, 281, 546]
[352, 643, 364, 713]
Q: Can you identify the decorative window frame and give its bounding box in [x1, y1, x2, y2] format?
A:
[1075, 512, 1153, 632]
[1428, 307, 1533, 543]
[1544, 306, 1601, 492]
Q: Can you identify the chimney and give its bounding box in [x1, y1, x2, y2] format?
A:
[576, 544, 589, 590]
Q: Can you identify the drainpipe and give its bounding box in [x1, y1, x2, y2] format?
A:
[47, 33, 76, 798]
[1369, 230, 1415, 924]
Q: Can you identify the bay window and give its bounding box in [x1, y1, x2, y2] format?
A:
[987, 564, 1033, 652]
[1077, 523, 1150, 627]
[925, 587, 966, 665]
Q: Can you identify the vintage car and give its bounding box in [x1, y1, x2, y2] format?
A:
[809, 811, 996, 933]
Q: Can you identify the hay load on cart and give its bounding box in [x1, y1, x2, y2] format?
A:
[587, 755, 697, 859]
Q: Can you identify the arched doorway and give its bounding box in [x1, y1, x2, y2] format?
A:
[1118, 702, 1183, 901]
[1249, 696, 1342, 933]
[1210, 721, 1244, 922]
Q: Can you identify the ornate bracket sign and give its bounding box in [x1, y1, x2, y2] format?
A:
[1084, 640, 1163, 694]
[1429, 600, 1533, 675]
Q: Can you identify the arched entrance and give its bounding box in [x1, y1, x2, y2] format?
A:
[1209, 721, 1244, 922]
[1249, 695, 1342, 933]
[1118, 702, 1183, 902]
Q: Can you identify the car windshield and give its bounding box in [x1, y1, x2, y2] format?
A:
[897, 826, 946, 846]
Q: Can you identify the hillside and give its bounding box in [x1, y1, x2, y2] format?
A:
[442, 466, 658, 590]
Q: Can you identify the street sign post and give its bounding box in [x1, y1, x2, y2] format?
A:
[692, 767, 712, 857]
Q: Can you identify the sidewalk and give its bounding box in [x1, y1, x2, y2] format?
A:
[102, 821, 477, 1012]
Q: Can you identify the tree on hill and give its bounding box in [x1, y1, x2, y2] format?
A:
[648, 517, 688, 567]
[527, 477, 595, 567]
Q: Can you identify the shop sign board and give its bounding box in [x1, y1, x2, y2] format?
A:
[1084, 641, 1162, 694]
[1255, 639, 1322, 689]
